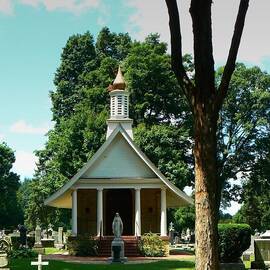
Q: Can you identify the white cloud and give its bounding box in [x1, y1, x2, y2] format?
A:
[10, 120, 51, 135]
[127, 0, 270, 65]
[12, 150, 38, 179]
[0, 0, 100, 14]
[0, 133, 4, 141]
[19, 0, 100, 14]
[0, 0, 13, 15]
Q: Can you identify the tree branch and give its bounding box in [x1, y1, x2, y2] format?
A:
[165, 0, 194, 103]
[217, 0, 250, 109]
[190, 0, 215, 99]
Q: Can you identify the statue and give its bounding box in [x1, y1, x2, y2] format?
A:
[18, 224, 27, 247]
[109, 213, 127, 263]
[112, 213, 123, 239]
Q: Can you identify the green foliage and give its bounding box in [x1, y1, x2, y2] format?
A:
[67, 235, 98, 256]
[173, 206, 195, 232]
[134, 124, 193, 189]
[10, 236, 35, 250]
[138, 233, 168, 257]
[0, 143, 22, 228]
[233, 135, 270, 232]
[8, 248, 37, 259]
[218, 224, 251, 263]
[217, 64, 270, 208]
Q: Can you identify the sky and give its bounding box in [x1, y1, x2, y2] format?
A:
[0, 0, 269, 215]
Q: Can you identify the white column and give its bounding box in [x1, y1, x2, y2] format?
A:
[134, 188, 141, 237]
[97, 188, 103, 236]
[72, 189, 78, 235]
[160, 188, 167, 236]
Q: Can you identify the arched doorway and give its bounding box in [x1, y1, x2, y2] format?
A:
[105, 189, 133, 235]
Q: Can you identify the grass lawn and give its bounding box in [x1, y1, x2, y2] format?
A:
[44, 248, 62, 255]
[10, 259, 195, 270]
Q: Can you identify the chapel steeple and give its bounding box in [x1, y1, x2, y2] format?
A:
[106, 66, 133, 139]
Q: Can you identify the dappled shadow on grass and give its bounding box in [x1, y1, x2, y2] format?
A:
[10, 259, 195, 270]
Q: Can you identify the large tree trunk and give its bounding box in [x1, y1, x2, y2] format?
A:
[194, 102, 219, 270]
[164, 0, 250, 269]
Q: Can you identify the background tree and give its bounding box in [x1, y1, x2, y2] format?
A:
[165, 0, 250, 268]
[22, 28, 194, 228]
[0, 143, 22, 228]
[233, 135, 270, 232]
[217, 64, 270, 207]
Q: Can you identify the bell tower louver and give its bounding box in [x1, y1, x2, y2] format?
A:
[106, 66, 133, 139]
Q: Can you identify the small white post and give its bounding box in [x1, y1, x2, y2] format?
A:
[134, 188, 141, 237]
[97, 188, 103, 236]
[31, 254, 49, 270]
[72, 189, 78, 235]
[160, 188, 167, 236]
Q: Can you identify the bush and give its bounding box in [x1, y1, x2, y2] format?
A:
[67, 235, 98, 256]
[10, 236, 35, 249]
[138, 233, 168, 257]
[8, 247, 37, 259]
[218, 223, 251, 263]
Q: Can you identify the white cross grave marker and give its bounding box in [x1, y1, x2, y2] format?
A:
[31, 254, 49, 270]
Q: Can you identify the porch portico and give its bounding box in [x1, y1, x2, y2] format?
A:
[71, 184, 168, 237]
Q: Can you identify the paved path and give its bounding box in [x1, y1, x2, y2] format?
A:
[44, 254, 195, 264]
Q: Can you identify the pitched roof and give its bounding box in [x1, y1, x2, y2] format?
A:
[44, 124, 193, 207]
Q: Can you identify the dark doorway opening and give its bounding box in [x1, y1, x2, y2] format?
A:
[105, 189, 133, 235]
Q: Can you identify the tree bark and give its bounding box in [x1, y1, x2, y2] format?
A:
[194, 103, 219, 270]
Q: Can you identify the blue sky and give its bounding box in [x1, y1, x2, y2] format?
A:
[0, 0, 269, 214]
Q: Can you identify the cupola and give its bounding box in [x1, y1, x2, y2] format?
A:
[106, 66, 133, 139]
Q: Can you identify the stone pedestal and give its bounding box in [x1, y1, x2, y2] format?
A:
[108, 238, 127, 263]
[0, 253, 9, 269]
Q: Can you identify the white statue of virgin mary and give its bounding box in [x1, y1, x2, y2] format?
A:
[112, 213, 123, 238]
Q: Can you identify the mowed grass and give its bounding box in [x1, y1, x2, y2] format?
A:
[10, 259, 195, 270]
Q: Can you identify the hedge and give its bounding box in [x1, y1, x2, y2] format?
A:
[218, 223, 251, 263]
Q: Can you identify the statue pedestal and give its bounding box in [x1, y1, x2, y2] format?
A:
[108, 238, 127, 263]
[0, 253, 9, 269]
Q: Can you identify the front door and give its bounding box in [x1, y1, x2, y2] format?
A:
[105, 189, 133, 235]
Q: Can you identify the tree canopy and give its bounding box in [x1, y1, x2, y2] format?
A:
[0, 143, 22, 228]
[22, 28, 193, 229]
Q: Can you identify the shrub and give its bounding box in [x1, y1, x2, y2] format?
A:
[67, 235, 98, 256]
[10, 236, 35, 249]
[218, 223, 251, 263]
[138, 233, 168, 257]
[8, 247, 37, 259]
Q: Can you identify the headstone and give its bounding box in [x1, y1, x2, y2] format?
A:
[108, 213, 127, 263]
[181, 230, 186, 241]
[31, 254, 49, 270]
[47, 224, 53, 239]
[34, 223, 42, 248]
[174, 236, 180, 245]
[251, 238, 270, 269]
[55, 227, 64, 249]
[186, 228, 191, 243]
[169, 222, 175, 245]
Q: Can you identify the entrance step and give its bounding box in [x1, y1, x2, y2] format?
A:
[97, 236, 140, 257]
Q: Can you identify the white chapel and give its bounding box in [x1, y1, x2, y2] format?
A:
[44, 67, 192, 238]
